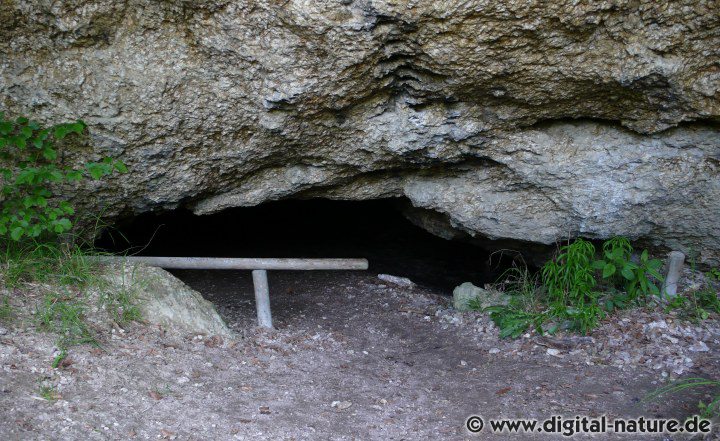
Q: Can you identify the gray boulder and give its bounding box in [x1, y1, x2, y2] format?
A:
[452, 282, 509, 312]
[105, 265, 235, 339]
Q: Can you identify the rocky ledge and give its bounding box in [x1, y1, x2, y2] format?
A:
[1, 1, 718, 262]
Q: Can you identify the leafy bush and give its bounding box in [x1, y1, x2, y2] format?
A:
[0, 114, 138, 363]
[593, 237, 664, 310]
[542, 238, 602, 333]
[0, 112, 126, 241]
[479, 237, 665, 338]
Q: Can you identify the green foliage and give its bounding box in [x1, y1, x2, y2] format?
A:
[35, 290, 96, 349]
[100, 284, 142, 324]
[593, 236, 633, 283]
[51, 349, 68, 369]
[38, 384, 60, 402]
[542, 238, 602, 333]
[0, 112, 126, 241]
[593, 237, 664, 310]
[666, 288, 720, 322]
[709, 268, 720, 282]
[0, 239, 98, 288]
[479, 266, 547, 338]
[0, 295, 11, 321]
[542, 238, 597, 305]
[646, 377, 720, 419]
[485, 307, 544, 339]
[484, 237, 665, 338]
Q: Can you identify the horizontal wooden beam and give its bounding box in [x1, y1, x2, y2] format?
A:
[92, 256, 369, 271]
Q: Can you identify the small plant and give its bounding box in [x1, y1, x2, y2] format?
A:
[0, 112, 126, 241]
[38, 384, 60, 402]
[98, 264, 144, 325]
[593, 237, 633, 284]
[666, 288, 720, 322]
[593, 237, 664, 309]
[709, 268, 720, 282]
[542, 238, 602, 333]
[51, 349, 68, 369]
[646, 377, 720, 420]
[35, 290, 96, 349]
[0, 295, 11, 321]
[100, 284, 142, 324]
[476, 265, 547, 338]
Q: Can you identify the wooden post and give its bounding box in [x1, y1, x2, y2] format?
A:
[252, 269, 272, 328]
[661, 251, 685, 298]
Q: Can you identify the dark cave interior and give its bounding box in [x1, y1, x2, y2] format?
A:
[95, 198, 519, 292]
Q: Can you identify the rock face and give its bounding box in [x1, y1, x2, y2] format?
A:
[1, 1, 719, 263]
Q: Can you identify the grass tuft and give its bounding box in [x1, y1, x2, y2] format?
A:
[38, 384, 60, 402]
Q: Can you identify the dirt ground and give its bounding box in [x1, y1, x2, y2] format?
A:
[1, 270, 719, 440]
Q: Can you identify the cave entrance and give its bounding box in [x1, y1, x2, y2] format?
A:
[96, 198, 513, 293]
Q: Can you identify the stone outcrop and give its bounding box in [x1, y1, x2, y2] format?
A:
[1, 1, 718, 263]
[104, 264, 235, 338]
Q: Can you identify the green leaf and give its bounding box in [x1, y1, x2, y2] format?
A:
[114, 160, 128, 173]
[65, 170, 83, 181]
[649, 283, 660, 296]
[648, 269, 664, 281]
[42, 147, 57, 160]
[20, 126, 33, 138]
[56, 218, 72, 231]
[10, 227, 23, 241]
[48, 170, 64, 182]
[53, 125, 68, 139]
[620, 265, 635, 280]
[648, 259, 663, 270]
[16, 117, 28, 125]
[592, 260, 606, 270]
[0, 121, 12, 135]
[89, 167, 103, 180]
[641, 250, 649, 262]
[58, 201, 73, 214]
[602, 263, 616, 278]
[70, 122, 85, 134]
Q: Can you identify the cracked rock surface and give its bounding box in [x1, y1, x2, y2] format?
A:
[1, 0, 719, 261]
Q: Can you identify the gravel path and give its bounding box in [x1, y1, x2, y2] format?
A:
[1, 271, 719, 440]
